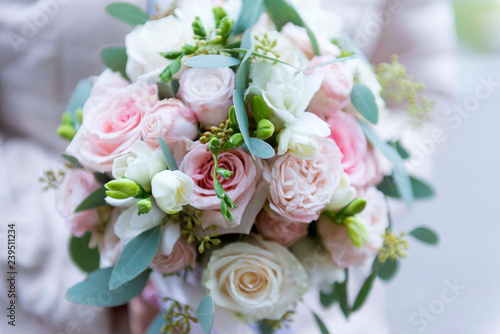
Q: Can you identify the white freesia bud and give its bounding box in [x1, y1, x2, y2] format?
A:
[112, 141, 167, 192]
[151, 170, 194, 214]
[326, 173, 358, 211]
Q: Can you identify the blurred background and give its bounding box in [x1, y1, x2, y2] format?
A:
[388, 0, 500, 333]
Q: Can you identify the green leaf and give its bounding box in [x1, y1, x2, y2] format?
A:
[159, 137, 178, 170]
[93, 172, 112, 185]
[69, 232, 100, 273]
[62, 154, 82, 168]
[389, 140, 410, 160]
[377, 175, 435, 199]
[258, 320, 273, 334]
[319, 288, 338, 308]
[74, 186, 107, 213]
[196, 295, 214, 334]
[313, 313, 330, 334]
[264, 0, 319, 55]
[185, 55, 241, 68]
[67, 80, 93, 127]
[358, 120, 413, 209]
[146, 313, 167, 334]
[243, 138, 275, 159]
[378, 260, 399, 281]
[336, 269, 350, 318]
[100, 46, 129, 80]
[351, 84, 379, 124]
[105, 2, 149, 26]
[109, 225, 161, 290]
[352, 271, 377, 312]
[160, 55, 182, 84]
[65, 267, 150, 307]
[233, 89, 253, 156]
[409, 227, 439, 245]
[235, 47, 254, 90]
[233, 0, 265, 35]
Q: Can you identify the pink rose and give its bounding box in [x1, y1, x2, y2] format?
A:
[141, 98, 198, 149]
[327, 111, 383, 188]
[179, 143, 270, 234]
[67, 79, 159, 172]
[255, 208, 309, 248]
[268, 137, 343, 223]
[308, 56, 353, 119]
[55, 169, 102, 236]
[178, 67, 235, 127]
[280, 23, 341, 60]
[150, 237, 196, 275]
[318, 187, 389, 268]
[88, 70, 129, 104]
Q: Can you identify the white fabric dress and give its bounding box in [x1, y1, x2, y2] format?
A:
[0, 0, 457, 333]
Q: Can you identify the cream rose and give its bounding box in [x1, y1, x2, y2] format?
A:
[202, 235, 308, 322]
[112, 141, 167, 192]
[268, 137, 343, 223]
[141, 98, 198, 149]
[178, 67, 236, 127]
[318, 187, 389, 268]
[125, 16, 194, 82]
[151, 170, 194, 214]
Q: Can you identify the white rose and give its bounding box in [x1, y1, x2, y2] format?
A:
[290, 237, 345, 294]
[247, 62, 324, 128]
[125, 16, 194, 82]
[114, 201, 165, 240]
[345, 59, 389, 117]
[280, 23, 341, 60]
[112, 141, 167, 192]
[276, 112, 331, 159]
[326, 172, 357, 212]
[151, 170, 194, 214]
[178, 67, 235, 126]
[202, 235, 308, 322]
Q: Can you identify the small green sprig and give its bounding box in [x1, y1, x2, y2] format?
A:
[160, 298, 199, 334]
[378, 228, 409, 263]
[324, 199, 369, 247]
[376, 55, 434, 128]
[260, 310, 295, 333]
[253, 31, 280, 62]
[178, 207, 221, 254]
[39, 169, 65, 190]
[57, 109, 82, 141]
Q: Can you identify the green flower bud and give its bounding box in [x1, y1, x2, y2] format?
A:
[346, 199, 367, 215]
[255, 119, 275, 140]
[228, 106, 238, 128]
[56, 124, 77, 141]
[192, 17, 207, 37]
[105, 179, 140, 199]
[251, 96, 270, 122]
[219, 16, 233, 39]
[181, 44, 197, 55]
[209, 138, 221, 154]
[75, 108, 83, 125]
[136, 198, 152, 215]
[345, 216, 369, 248]
[61, 111, 74, 125]
[229, 133, 244, 148]
[216, 168, 233, 179]
[213, 6, 228, 27]
[160, 51, 183, 60]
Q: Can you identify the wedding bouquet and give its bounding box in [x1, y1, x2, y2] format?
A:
[48, 0, 439, 333]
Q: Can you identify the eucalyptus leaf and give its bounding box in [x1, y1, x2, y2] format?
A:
[65, 267, 150, 307]
[313, 313, 330, 334]
[146, 313, 167, 334]
[74, 186, 107, 213]
[319, 288, 338, 308]
[358, 121, 413, 208]
[105, 2, 149, 26]
[109, 225, 161, 290]
[234, 0, 265, 35]
[69, 232, 100, 273]
[351, 84, 379, 124]
[159, 137, 178, 170]
[62, 154, 82, 168]
[336, 270, 350, 318]
[100, 46, 129, 80]
[185, 55, 241, 68]
[196, 295, 214, 334]
[378, 260, 399, 281]
[389, 140, 410, 160]
[409, 227, 439, 245]
[377, 175, 435, 199]
[235, 47, 254, 90]
[352, 271, 377, 312]
[233, 89, 253, 156]
[67, 80, 93, 127]
[243, 138, 275, 159]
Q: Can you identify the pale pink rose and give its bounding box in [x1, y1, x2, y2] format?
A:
[140, 280, 161, 310]
[88, 70, 129, 104]
[318, 187, 389, 268]
[66, 80, 159, 172]
[308, 56, 353, 119]
[268, 137, 343, 223]
[327, 111, 384, 188]
[255, 208, 309, 248]
[55, 169, 102, 237]
[179, 143, 270, 234]
[178, 67, 235, 127]
[150, 237, 196, 275]
[141, 98, 198, 149]
[280, 23, 341, 60]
